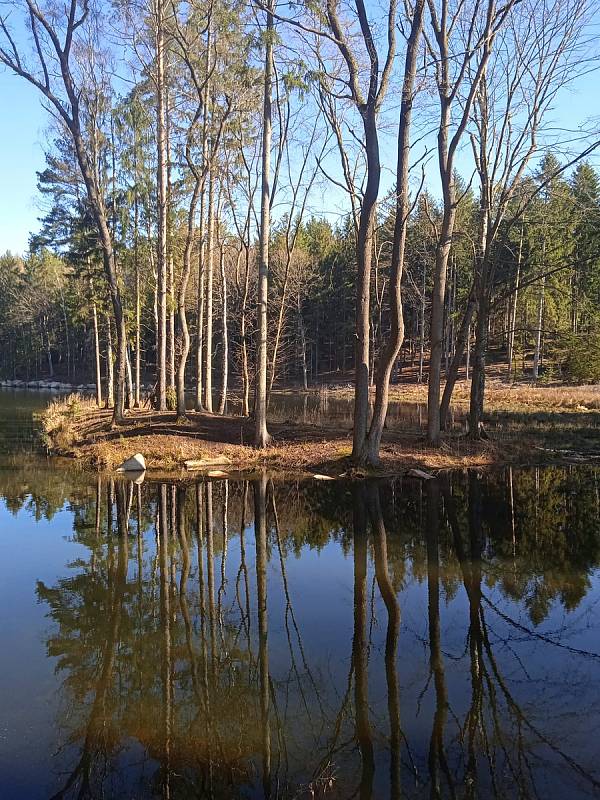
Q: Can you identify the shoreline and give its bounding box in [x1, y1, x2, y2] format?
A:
[38, 386, 600, 479]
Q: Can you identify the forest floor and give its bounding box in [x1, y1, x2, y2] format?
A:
[40, 377, 600, 478]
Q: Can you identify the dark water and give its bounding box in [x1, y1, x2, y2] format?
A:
[1, 391, 600, 799]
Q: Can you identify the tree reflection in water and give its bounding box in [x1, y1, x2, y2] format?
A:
[24, 466, 600, 798]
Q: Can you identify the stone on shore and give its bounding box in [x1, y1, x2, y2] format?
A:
[117, 453, 146, 473]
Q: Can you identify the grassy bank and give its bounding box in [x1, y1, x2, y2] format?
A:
[39, 382, 600, 477]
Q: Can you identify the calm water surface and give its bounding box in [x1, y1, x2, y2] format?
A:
[1, 389, 600, 799]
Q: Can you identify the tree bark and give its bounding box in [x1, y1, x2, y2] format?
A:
[168, 254, 175, 392]
[507, 224, 524, 379]
[440, 283, 477, 430]
[254, 0, 274, 447]
[204, 164, 215, 413]
[218, 243, 228, 415]
[105, 313, 114, 408]
[91, 284, 102, 407]
[469, 293, 489, 438]
[427, 195, 456, 445]
[298, 291, 308, 390]
[156, 0, 168, 411]
[532, 275, 545, 381]
[240, 238, 251, 415]
[351, 105, 379, 459]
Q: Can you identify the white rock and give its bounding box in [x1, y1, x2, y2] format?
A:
[117, 453, 146, 472]
[313, 473, 335, 480]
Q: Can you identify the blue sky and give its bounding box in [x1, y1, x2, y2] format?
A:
[0, 69, 49, 255]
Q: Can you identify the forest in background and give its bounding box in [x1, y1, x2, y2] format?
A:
[1, 0, 599, 464]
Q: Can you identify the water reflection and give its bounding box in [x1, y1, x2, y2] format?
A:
[2, 466, 600, 798]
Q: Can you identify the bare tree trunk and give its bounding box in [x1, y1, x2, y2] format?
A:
[176, 168, 201, 417]
[507, 224, 524, 379]
[418, 264, 426, 383]
[298, 291, 308, 391]
[468, 194, 491, 439]
[440, 284, 477, 429]
[156, 0, 168, 411]
[469, 294, 489, 438]
[42, 318, 53, 378]
[240, 240, 251, 415]
[352, 107, 378, 459]
[132, 125, 142, 408]
[204, 165, 215, 413]
[91, 283, 102, 407]
[105, 313, 115, 408]
[195, 245, 205, 412]
[168, 254, 175, 392]
[134, 226, 141, 408]
[218, 243, 228, 415]
[255, 0, 274, 447]
[125, 346, 134, 409]
[191, 20, 212, 414]
[176, 84, 205, 418]
[428, 199, 456, 445]
[466, 323, 471, 380]
[532, 275, 545, 382]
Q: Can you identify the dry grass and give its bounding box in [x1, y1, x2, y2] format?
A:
[330, 378, 600, 411]
[39, 393, 98, 451]
[386, 379, 600, 412]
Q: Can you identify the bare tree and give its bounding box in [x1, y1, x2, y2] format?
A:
[0, 0, 128, 422]
[358, 0, 426, 465]
[319, 0, 398, 460]
[254, 0, 274, 447]
[224, 126, 260, 416]
[154, 0, 169, 410]
[465, 0, 597, 436]
[424, 0, 519, 445]
[268, 116, 325, 396]
[170, 0, 234, 419]
[217, 240, 228, 414]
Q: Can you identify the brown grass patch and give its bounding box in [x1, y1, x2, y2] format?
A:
[384, 378, 600, 412]
[41, 399, 542, 478]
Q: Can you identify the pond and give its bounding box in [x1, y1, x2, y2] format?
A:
[1, 390, 600, 799]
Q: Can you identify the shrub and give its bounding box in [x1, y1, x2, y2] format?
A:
[39, 393, 95, 450]
[166, 386, 177, 411]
